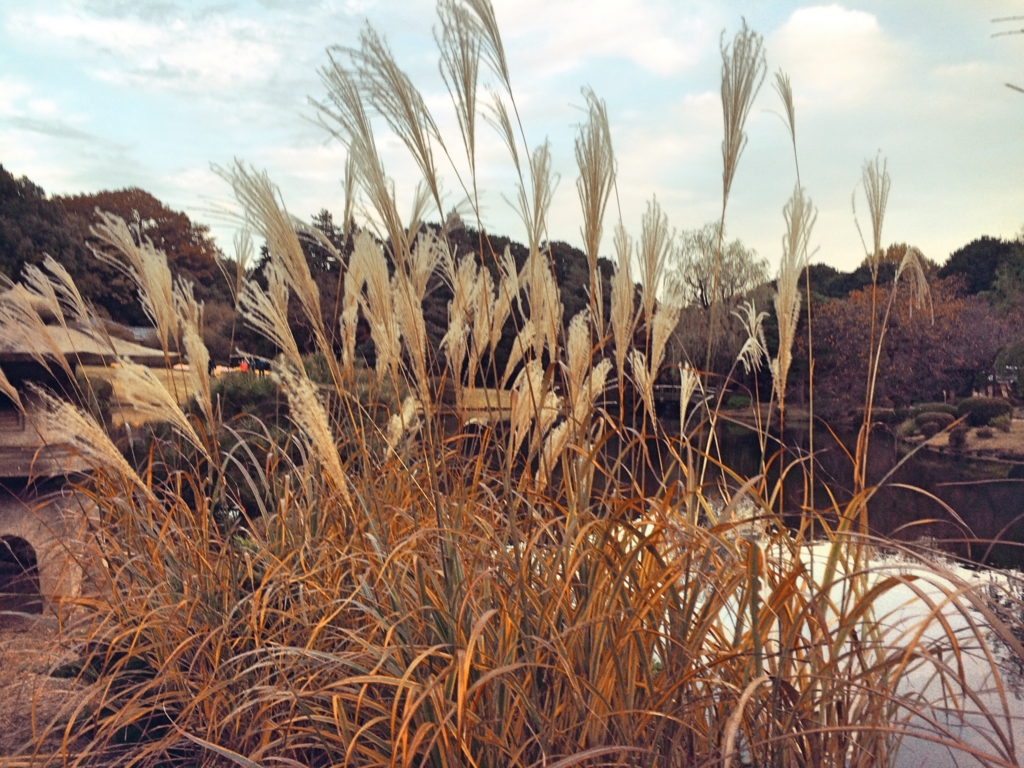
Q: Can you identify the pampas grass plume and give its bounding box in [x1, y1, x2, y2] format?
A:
[90, 211, 176, 357]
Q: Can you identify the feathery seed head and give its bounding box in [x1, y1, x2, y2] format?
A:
[566, 308, 592, 398]
[31, 386, 147, 493]
[42, 254, 90, 324]
[678, 363, 701, 429]
[639, 197, 672, 336]
[502, 318, 534, 388]
[437, 1, 482, 191]
[352, 25, 444, 217]
[489, 245, 520, 351]
[773, 70, 796, 146]
[572, 357, 612, 431]
[734, 300, 768, 376]
[575, 86, 615, 331]
[858, 155, 891, 275]
[0, 364, 22, 412]
[386, 394, 424, 458]
[216, 163, 329, 360]
[720, 20, 767, 201]
[273, 361, 352, 507]
[629, 349, 654, 414]
[649, 300, 680, 378]
[174, 280, 214, 429]
[895, 246, 933, 322]
[116, 362, 208, 458]
[773, 186, 816, 407]
[536, 420, 569, 492]
[90, 211, 176, 356]
[0, 284, 74, 379]
[238, 263, 304, 373]
[611, 224, 636, 384]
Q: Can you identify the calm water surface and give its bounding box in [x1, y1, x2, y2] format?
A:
[708, 422, 1024, 568]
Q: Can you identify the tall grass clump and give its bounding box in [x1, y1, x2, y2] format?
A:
[8, 4, 1024, 767]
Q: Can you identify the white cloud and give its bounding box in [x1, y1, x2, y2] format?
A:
[9, 8, 281, 93]
[493, 0, 708, 77]
[0, 78, 30, 115]
[770, 5, 899, 109]
[28, 99, 59, 116]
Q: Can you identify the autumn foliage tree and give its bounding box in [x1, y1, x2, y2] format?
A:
[810, 275, 1013, 416]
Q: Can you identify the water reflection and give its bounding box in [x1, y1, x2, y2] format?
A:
[709, 421, 1024, 568]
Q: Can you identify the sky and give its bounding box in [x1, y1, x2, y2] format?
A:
[0, 0, 1022, 273]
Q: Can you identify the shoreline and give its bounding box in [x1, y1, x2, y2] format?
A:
[717, 404, 1024, 465]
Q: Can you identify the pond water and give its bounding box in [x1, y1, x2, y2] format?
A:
[706, 421, 1024, 569]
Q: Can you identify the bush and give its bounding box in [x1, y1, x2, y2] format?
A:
[991, 413, 1012, 433]
[920, 421, 941, 438]
[915, 411, 955, 429]
[911, 402, 958, 417]
[897, 418, 918, 437]
[977, 427, 994, 439]
[212, 371, 283, 424]
[724, 393, 751, 410]
[957, 397, 1013, 427]
[949, 424, 970, 450]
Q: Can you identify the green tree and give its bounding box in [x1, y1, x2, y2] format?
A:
[0, 164, 92, 287]
[938, 236, 1024, 295]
